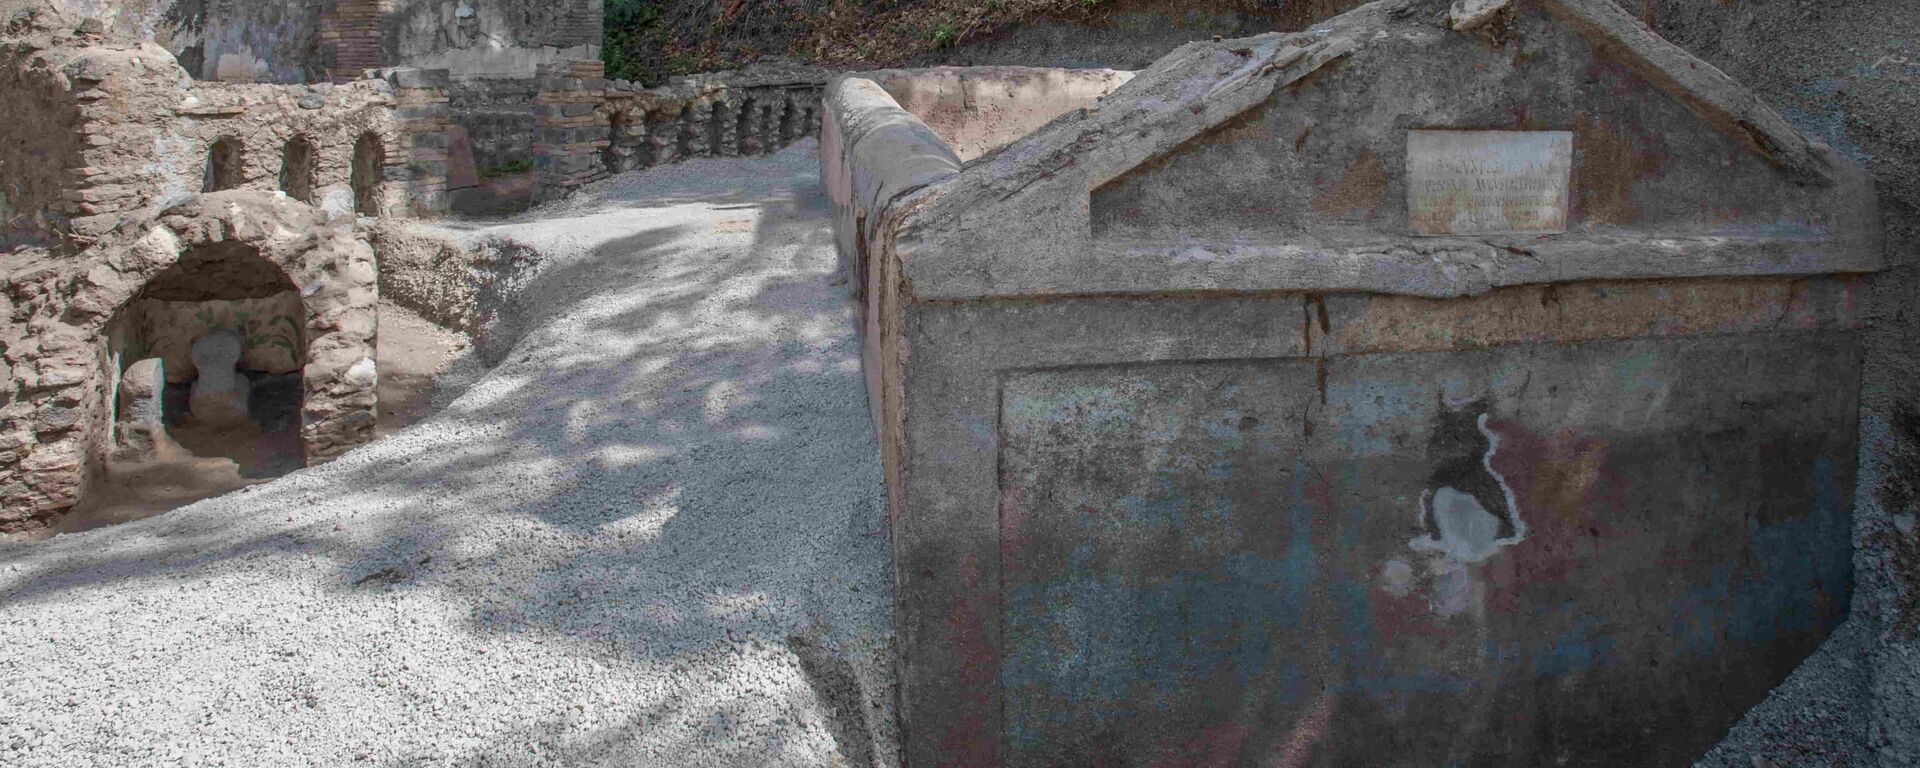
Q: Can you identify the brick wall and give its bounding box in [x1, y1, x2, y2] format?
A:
[322, 0, 394, 83]
[532, 60, 610, 202]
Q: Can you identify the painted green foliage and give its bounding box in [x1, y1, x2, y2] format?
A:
[193, 306, 302, 360]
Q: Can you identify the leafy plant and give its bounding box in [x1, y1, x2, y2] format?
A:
[481, 158, 535, 178]
[931, 22, 959, 47]
[604, 0, 666, 83]
[184, 306, 301, 366]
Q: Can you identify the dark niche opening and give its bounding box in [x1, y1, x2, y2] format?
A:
[203, 137, 244, 192]
[351, 132, 385, 216]
[74, 240, 309, 532]
[280, 135, 316, 203]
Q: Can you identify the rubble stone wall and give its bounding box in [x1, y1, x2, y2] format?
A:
[0, 26, 450, 246]
[0, 32, 86, 248]
[533, 60, 829, 202]
[0, 191, 378, 535]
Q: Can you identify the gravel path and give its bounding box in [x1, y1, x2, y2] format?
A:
[0, 140, 897, 767]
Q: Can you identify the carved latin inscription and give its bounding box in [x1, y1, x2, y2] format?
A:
[1408, 130, 1572, 236]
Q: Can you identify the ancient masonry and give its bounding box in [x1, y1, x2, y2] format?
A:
[0, 6, 828, 535]
[532, 60, 612, 199]
[319, 0, 391, 83]
[2, 193, 379, 526]
[533, 61, 827, 201]
[827, 0, 1881, 764]
[0, 15, 419, 531]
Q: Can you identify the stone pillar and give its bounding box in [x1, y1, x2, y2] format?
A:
[646, 105, 684, 167]
[604, 105, 645, 175]
[682, 98, 714, 159]
[384, 68, 453, 217]
[533, 60, 611, 203]
[713, 97, 742, 157]
[113, 358, 173, 462]
[738, 97, 766, 156]
[188, 330, 250, 428]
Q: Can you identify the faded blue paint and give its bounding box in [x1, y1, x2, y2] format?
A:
[1332, 575, 1375, 668]
[1533, 617, 1618, 677]
[1664, 458, 1851, 652]
[1339, 672, 1476, 696]
[1669, 564, 1736, 657]
[1003, 379, 1166, 436]
[1003, 555, 1316, 753]
[1728, 457, 1852, 645]
[1784, 78, 1872, 165]
[1003, 440, 1320, 754]
[1324, 375, 1430, 456]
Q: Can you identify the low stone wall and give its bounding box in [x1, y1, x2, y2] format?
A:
[532, 60, 832, 202]
[0, 191, 379, 535]
[368, 221, 544, 362]
[820, 77, 962, 455]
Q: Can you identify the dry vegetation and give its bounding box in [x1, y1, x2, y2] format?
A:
[603, 0, 1332, 84]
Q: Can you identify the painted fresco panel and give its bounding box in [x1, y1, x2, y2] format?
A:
[999, 360, 1321, 767]
[996, 334, 1856, 767]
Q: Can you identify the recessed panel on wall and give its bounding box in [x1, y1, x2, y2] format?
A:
[998, 360, 1321, 767]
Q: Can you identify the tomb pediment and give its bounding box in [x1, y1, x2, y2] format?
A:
[895, 0, 1881, 300]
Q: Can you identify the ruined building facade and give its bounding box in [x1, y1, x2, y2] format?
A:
[0, 1, 825, 534]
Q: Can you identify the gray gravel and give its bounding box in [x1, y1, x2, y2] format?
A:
[0, 139, 898, 767]
[1695, 619, 1875, 768]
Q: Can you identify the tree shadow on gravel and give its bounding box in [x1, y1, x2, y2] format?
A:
[0, 147, 896, 766]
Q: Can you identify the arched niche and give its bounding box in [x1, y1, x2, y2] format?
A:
[280, 136, 316, 204]
[203, 137, 245, 193]
[8, 191, 384, 522]
[103, 238, 308, 477]
[351, 132, 385, 216]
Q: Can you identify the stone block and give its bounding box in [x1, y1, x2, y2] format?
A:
[385, 68, 451, 89]
[188, 329, 250, 428]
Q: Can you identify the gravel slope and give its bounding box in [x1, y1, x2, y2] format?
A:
[0, 140, 897, 768]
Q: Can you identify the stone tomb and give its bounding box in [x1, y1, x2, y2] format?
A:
[0, 191, 379, 534]
[825, 0, 1881, 765]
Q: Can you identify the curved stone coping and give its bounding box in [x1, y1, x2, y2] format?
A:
[821, 76, 964, 278]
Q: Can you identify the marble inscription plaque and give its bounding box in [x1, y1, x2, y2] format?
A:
[1408, 130, 1573, 236]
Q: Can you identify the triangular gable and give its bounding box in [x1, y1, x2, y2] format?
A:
[890, 0, 1880, 300]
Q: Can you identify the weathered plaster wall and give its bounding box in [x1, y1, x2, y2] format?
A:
[166, 0, 328, 83]
[1629, 1, 1920, 763]
[36, 0, 601, 81]
[384, 0, 603, 78]
[864, 66, 1133, 163]
[0, 30, 87, 247]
